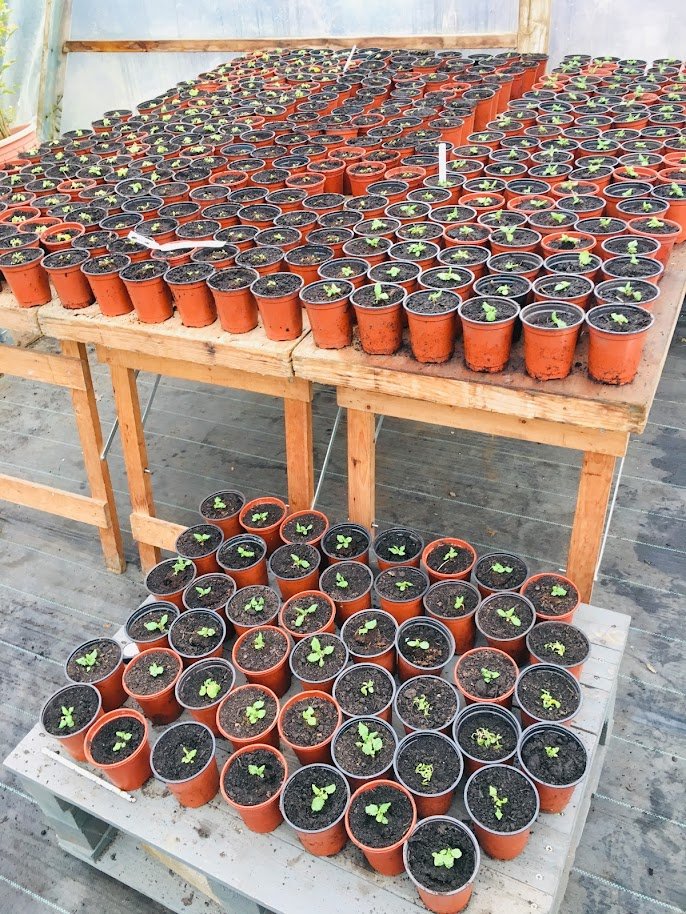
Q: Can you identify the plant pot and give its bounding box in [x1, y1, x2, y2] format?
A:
[321, 522, 371, 565]
[454, 647, 519, 709]
[217, 534, 269, 588]
[520, 302, 585, 380]
[175, 657, 235, 734]
[332, 662, 396, 723]
[41, 683, 103, 762]
[168, 609, 226, 667]
[279, 509, 330, 550]
[453, 702, 521, 775]
[475, 593, 536, 663]
[120, 260, 174, 323]
[404, 816, 481, 914]
[340, 608, 398, 673]
[394, 674, 461, 736]
[0, 247, 51, 307]
[123, 647, 183, 724]
[65, 638, 126, 711]
[345, 779, 417, 876]
[225, 584, 280, 637]
[239, 496, 288, 555]
[268, 542, 321, 600]
[463, 765, 539, 859]
[517, 722, 588, 813]
[374, 565, 430, 624]
[586, 304, 654, 385]
[277, 690, 342, 764]
[216, 683, 280, 750]
[472, 551, 529, 597]
[421, 537, 478, 584]
[373, 526, 424, 571]
[423, 580, 481, 654]
[81, 253, 134, 316]
[207, 267, 260, 333]
[514, 663, 582, 728]
[526, 620, 590, 679]
[331, 716, 398, 791]
[165, 262, 217, 327]
[520, 572, 580, 623]
[0, 123, 38, 165]
[151, 721, 219, 807]
[320, 561, 374, 625]
[84, 708, 152, 790]
[175, 523, 224, 576]
[300, 279, 354, 349]
[232, 625, 292, 697]
[145, 557, 197, 608]
[395, 617, 455, 682]
[220, 743, 287, 833]
[346, 161, 387, 196]
[458, 296, 520, 372]
[199, 490, 246, 540]
[278, 590, 337, 642]
[42, 249, 94, 309]
[393, 730, 463, 818]
[350, 282, 406, 355]
[404, 290, 461, 363]
[289, 632, 349, 694]
[280, 763, 350, 856]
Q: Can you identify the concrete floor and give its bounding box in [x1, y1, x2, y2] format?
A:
[0, 313, 684, 914]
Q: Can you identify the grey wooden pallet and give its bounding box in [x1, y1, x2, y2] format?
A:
[3, 602, 629, 914]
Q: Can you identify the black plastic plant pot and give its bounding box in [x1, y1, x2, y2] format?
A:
[41, 683, 103, 761]
[174, 657, 236, 732]
[150, 721, 219, 807]
[332, 662, 396, 721]
[394, 674, 462, 736]
[472, 551, 528, 596]
[393, 730, 463, 818]
[453, 702, 521, 775]
[373, 526, 424, 569]
[463, 764, 540, 860]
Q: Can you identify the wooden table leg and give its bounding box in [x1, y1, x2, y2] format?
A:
[566, 451, 616, 603]
[283, 385, 314, 512]
[61, 340, 125, 573]
[108, 360, 160, 571]
[347, 406, 376, 529]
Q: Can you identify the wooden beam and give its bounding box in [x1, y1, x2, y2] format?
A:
[63, 34, 517, 54]
[0, 474, 108, 527]
[517, 0, 552, 54]
[130, 512, 185, 554]
[0, 346, 86, 389]
[283, 392, 314, 513]
[566, 452, 616, 603]
[346, 407, 376, 529]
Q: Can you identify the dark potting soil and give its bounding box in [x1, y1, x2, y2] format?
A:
[235, 627, 287, 673]
[218, 536, 265, 570]
[545, 236, 587, 251]
[152, 723, 214, 782]
[630, 217, 677, 235]
[320, 259, 367, 280]
[525, 306, 581, 329]
[396, 676, 458, 730]
[218, 685, 277, 739]
[590, 307, 652, 331]
[398, 222, 444, 242]
[333, 718, 395, 777]
[474, 554, 527, 591]
[177, 525, 223, 559]
[281, 512, 328, 544]
[530, 211, 576, 228]
[344, 237, 391, 258]
[335, 665, 394, 716]
[491, 228, 539, 247]
[425, 542, 474, 575]
[528, 622, 589, 666]
[474, 276, 529, 299]
[559, 195, 601, 212]
[406, 820, 477, 894]
[282, 695, 339, 747]
[376, 566, 427, 602]
[522, 575, 579, 616]
[461, 298, 517, 323]
[466, 766, 538, 832]
[291, 634, 347, 683]
[578, 218, 624, 235]
[184, 574, 235, 610]
[457, 710, 518, 762]
[343, 609, 396, 657]
[82, 253, 128, 275]
[44, 249, 87, 268]
[489, 253, 538, 273]
[227, 585, 279, 626]
[223, 747, 284, 806]
[320, 561, 371, 602]
[548, 254, 600, 274]
[255, 273, 303, 297]
[518, 667, 580, 721]
[178, 662, 234, 708]
[287, 245, 332, 266]
[606, 237, 656, 256]
[347, 784, 413, 849]
[270, 544, 319, 579]
[282, 765, 348, 831]
[535, 275, 591, 298]
[398, 622, 451, 668]
[169, 612, 223, 657]
[374, 528, 422, 563]
[43, 685, 100, 737]
[353, 284, 405, 308]
[406, 290, 460, 315]
[242, 501, 285, 529]
[521, 729, 586, 785]
[89, 716, 145, 765]
[124, 650, 181, 695]
[127, 604, 177, 642]
[322, 526, 369, 560]
[66, 639, 120, 684]
[477, 594, 534, 640]
[456, 649, 516, 701]
[396, 733, 461, 794]
[440, 247, 489, 268]
[236, 245, 282, 269]
[424, 581, 479, 618]
[282, 593, 332, 635]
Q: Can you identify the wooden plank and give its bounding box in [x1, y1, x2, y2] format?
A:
[283, 390, 314, 513]
[0, 474, 108, 526]
[63, 35, 518, 53]
[347, 407, 376, 528]
[517, 0, 552, 54]
[338, 387, 629, 458]
[0, 289, 42, 334]
[0, 345, 86, 389]
[566, 453, 616, 604]
[62, 340, 125, 573]
[129, 512, 186, 554]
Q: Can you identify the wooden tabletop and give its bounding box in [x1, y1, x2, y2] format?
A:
[293, 246, 686, 435]
[0, 287, 41, 334]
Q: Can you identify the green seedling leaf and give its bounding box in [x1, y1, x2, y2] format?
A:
[415, 762, 434, 786]
[335, 572, 349, 589]
[496, 606, 522, 627]
[489, 784, 508, 820]
[360, 679, 375, 696]
[405, 637, 429, 649]
[59, 707, 75, 729]
[253, 631, 266, 651]
[245, 700, 266, 724]
[491, 562, 513, 574]
[473, 726, 503, 750]
[113, 731, 132, 752]
[248, 764, 265, 778]
[306, 636, 335, 667]
[356, 722, 384, 757]
[144, 613, 169, 633]
[181, 746, 197, 764]
[481, 667, 500, 684]
[75, 649, 98, 668]
[302, 706, 317, 726]
[551, 310, 568, 329]
[197, 627, 216, 638]
[199, 678, 221, 700]
[413, 694, 431, 717]
[432, 847, 463, 868]
[311, 782, 336, 811]
[365, 802, 391, 825]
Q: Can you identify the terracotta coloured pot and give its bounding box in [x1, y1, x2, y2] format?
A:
[220, 743, 287, 833]
[277, 690, 342, 765]
[199, 490, 245, 540]
[232, 625, 293, 697]
[627, 216, 681, 265]
[463, 765, 539, 860]
[40, 683, 103, 762]
[586, 304, 654, 385]
[319, 562, 374, 625]
[0, 249, 51, 306]
[453, 703, 521, 775]
[81, 255, 134, 316]
[301, 280, 354, 349]
[151, 722, 219, 807]
[423, 580, 481, 655]
[278, 590, 337, 642]
[475, 593, 536, 662]
[404, 816, 481, 914]
[345, 779, 417, 876]
[520, 572, 580, 623]
[65, 638, 126, 711]
[251, 273, 304, 340]
[121, 263, 174, 323]
[421, 538, 478, 584]
[374, 571, 430, 625]
[207, 270, 260, 332]
[84, 709, 152, 790]
[217, 534, 269, 588]
[165, 265, 217, 327]
[517, 722, 587, 813]
[454, 647, 519, 709]
[216, 683, 280, 750]
[351, 296, 405, 355]
[175, 657, 235, 734]
[269, 545, 322, 601]
[404, 291, 461, 363]
[520, 302, 585, 380]
[42, 251, 94, 309]
[239, 496, 288, 554]
[526, 622, 590, 680]
[123, 647, 183, 724]
[458, 298, 520, 373]
[280, 763, 351, 856]
[278, 509, 330, 550]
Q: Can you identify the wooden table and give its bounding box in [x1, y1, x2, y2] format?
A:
[4, 601, 629, 914]
[37, 302, 314, 571]
[293, 247, 686, 602]
[0, 291, 125, 572]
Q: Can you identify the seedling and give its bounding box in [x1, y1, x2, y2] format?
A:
[148, 661, 165, 678]
[360, 679, 375, 697]
[365, 802, 391, 825]
[323, 282, 343, 297]
[193, 532, 211, 544]
[415, 762, 434, 786]
[496, 284, 512, 297]
[245, 594, 265, 614]
[482, 302, 498, 322]
[293, 603, 317, 627]
[212, 496, 226, 510]
[248, 764, 265, 778]
[407, 242, 427, 256]
[550, 212, 566, 224]
[291, 553, 311, 571]
[481, 667, 500, 684]
[302, 705, 318, 727]
[473, 727, 503, 750]
[453, 595, 465, 611]
[496, 606, 522, 628]
[499, 225, 517, 243]
[59, 707, 75, 729]
[356, 721, 383, 757]
[373, 282, 389, 304]
[406, 637, 429, 650]
[412, 694, 432, 717]
[237, 545, 255, 559]
[611, 311, 630, 325]
[545, 745, 560, 759]
[295, 521, 313, 535]
[388, 544, 406, 557]
[617, 282, 642, 302]
[251, 511, 268, 523]
[195, 586, 212, 597]
[181, 746, 197, 765]
[340, 265, 355, 277]
[307, 636, 335, 667]
[669, 182, 684, 198]
[311, 783, 336, 811]
[646, 217, 664, 229]
[550, 310, 568, 329]
[491, 561, 513, 574]
[540, 689, 561, 710]
[395, 579, 414, 593]
[253, 631, 266, 651]
[75, 648, 99, 669]
[436, 269, 459, 282]
[197, 626, 216, 638]
[113, 731, 132, 752]
[245, 700, 266, 724]
[551, 584, 567, 597]
[172, 558, 192, 574]
[335, 572, 349, 589]
[489, 784, 508, 820]
[357, 618, 377, 636]
[553, 280, 570, 293]
[336, 534, 352, 550]
[365, 236, 381, 248]
[432, 847, 463, 868]
[544, 640, 566, 657]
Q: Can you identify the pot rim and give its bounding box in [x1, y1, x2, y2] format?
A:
[289, 632, 349, 685]
[452, 701, 522, 765]
[319, 561, 374, 604]
[514, 662, 583, 725]
[331, 714, 398, 779]
[332, 661, 396, 717]
[458, 295, 520, 325]
[340, 608, 398, 659]
[231, 624, 292, 678]
[520, 300, 585, 331]
[40, 682, 103, 740]
[122, 645, 183, 699]
[277, 689, 342, 750]
[124, 600, 179, 643]
[475, 592, 537, 643]
[473, 551, 529, 591]
[217, 533, 267, 572]
[525, 620, 591, 668]
[396, 615, 455, 666]
[175, 656, 236, 710]
[84, 707, 149, 770]
[345, 776, 417, 851]
[454, 646, 519, 703]
[585, 301, 656, 333]
[65, 637, 122, 686]
[423, 579, 482, 621]
[216, 682, 280, 741]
